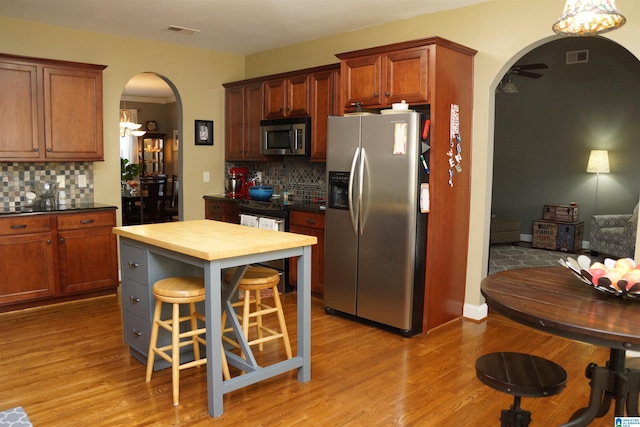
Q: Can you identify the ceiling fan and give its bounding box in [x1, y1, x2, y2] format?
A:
[498, 63, 549, 94]
[507, 63, 549, 79]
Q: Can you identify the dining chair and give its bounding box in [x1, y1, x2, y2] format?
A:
[164, 175, 179, 221]
[133, 177, 166, 223]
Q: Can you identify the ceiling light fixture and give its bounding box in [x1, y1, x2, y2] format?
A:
[552, 0, 626, 36]
[496, 74, 518, 94]
[120, 88, 146, 137]
[166, 25, 200, 36]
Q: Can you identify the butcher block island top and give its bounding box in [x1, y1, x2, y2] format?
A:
[112, 219, 317, 260]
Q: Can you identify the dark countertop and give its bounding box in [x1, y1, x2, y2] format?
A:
[203, 194, 325, 214]
[0, 203, 117, 217]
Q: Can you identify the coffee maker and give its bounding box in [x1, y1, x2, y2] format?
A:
[226, 167, 249, 199]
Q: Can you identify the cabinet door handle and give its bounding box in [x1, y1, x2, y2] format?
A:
[47, 148, 52, 152]
[59, 238, 65, 243]
[306, 219, 317, 225]
[47, 239, 52, 244]
[373, 92, 378, 97]
[129, 296, 140, 303]
[128, 261, 139, 269]
[80, 219, 95, 224]
[10, 224, 27, 229]
[131, 329, 142, 337]
[385, 92, 390, 96]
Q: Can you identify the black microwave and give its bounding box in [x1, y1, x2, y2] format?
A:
[260, 117, 311, 156]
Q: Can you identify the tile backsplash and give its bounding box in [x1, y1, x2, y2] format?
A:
[2, 158, 323, 211]
[1, 162, 94, 210]
[226, 157, 326, 201]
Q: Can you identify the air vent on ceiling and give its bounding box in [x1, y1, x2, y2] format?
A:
[166, 25, 200, 36]
[566, 50, 589, 64]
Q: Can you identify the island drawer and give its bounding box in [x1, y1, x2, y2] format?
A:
[0, 215, 52, 236]
[120, 243, 148, 284]
[122, 280, 149, 320]
[123, 312, 149, 356]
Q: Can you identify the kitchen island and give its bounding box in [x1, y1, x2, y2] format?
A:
[112, 219, 316, 417]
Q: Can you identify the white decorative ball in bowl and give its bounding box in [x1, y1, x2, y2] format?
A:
[392, 100, 409, 110]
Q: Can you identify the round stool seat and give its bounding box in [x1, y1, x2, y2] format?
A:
[223, 267, 280, 290]
[476, 352, 567, 398]
[152, 276, 205, 303]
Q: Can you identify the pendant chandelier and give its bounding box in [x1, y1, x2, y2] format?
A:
[552, 0, 626, 36]
[120, 88, 146, 137]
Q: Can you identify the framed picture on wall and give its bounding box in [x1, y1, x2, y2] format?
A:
[195, 120, 213, 145]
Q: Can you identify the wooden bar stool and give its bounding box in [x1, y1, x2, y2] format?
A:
[145, 276, 207, 406]
[476, 352, 567, 427]
[221, 267, 292, 364]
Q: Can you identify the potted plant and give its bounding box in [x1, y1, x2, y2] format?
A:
[121, 158, 142, 189]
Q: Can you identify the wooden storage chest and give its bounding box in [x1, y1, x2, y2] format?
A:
[532, 220, 584, 252]
[543, 204, 579, 223]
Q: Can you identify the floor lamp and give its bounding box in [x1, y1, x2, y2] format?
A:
[586, 149, 610, 214]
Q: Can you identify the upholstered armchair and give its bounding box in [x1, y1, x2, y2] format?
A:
[590, 204, 638, 259]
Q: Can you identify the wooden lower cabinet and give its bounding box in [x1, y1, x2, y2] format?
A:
[0, 215, 56, 304]
[204, 197, 239, 223]
[0, 209, 118, 312]
[288, 209, 325, 295]
[57, 211, 119, 294]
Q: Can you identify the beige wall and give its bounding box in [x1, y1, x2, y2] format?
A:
[1, 0, 638, 311]
[245, 0, 640, 309]
[0, 16, 245, 222]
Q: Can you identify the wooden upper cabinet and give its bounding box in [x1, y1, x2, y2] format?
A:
[310, 70, 338, 162]
[0, 53, 106, 162]
[43, 66, 104, 160]
[384, 47, 429, 105]
[244, 82, 264, 160]
[341, 54, 383, 109]
[0, 61, 40, 160]
[224, 82, 264, 161]
[264, 74, 310, 119]
[224, 63, 339, 162]
[224, 85, 245, 161]
[339, 46, 429, 110]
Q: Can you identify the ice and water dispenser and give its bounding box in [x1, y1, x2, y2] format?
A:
[328, 171, 349, 210]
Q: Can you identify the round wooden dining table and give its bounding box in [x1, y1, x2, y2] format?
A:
[482, 266, 640, 426]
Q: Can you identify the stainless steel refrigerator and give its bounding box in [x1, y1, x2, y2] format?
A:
[324, 112, 428, 337]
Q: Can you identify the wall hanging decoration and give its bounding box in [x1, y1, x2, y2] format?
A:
[195, 120, 213, 145]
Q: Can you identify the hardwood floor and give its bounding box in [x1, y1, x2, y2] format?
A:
[0, 289, 620, 426]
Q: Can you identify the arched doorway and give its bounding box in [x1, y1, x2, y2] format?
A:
[490, 36, 640, 269]
[119, 73, 183, 224]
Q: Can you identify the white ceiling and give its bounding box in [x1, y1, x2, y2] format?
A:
[0, 0, 488, 98]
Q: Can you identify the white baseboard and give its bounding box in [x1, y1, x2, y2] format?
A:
[463, 303, 488, 321]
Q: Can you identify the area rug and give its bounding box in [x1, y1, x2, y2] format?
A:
[488, 244, 602, 275]
[0, 407, 32, 427]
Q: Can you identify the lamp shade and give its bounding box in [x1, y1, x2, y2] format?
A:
[586, 149, 610, 173]
[553, 0, 626, 36]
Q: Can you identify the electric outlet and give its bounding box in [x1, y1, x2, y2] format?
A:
[203, 171, 210, 183]
[255, 172, 262, 182]
[78, 175, 87, 188]
[56, 175, 65, 188]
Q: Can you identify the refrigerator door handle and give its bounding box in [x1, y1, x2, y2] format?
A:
[358, 147, 366, 235]
[348, 147, 360, 233]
